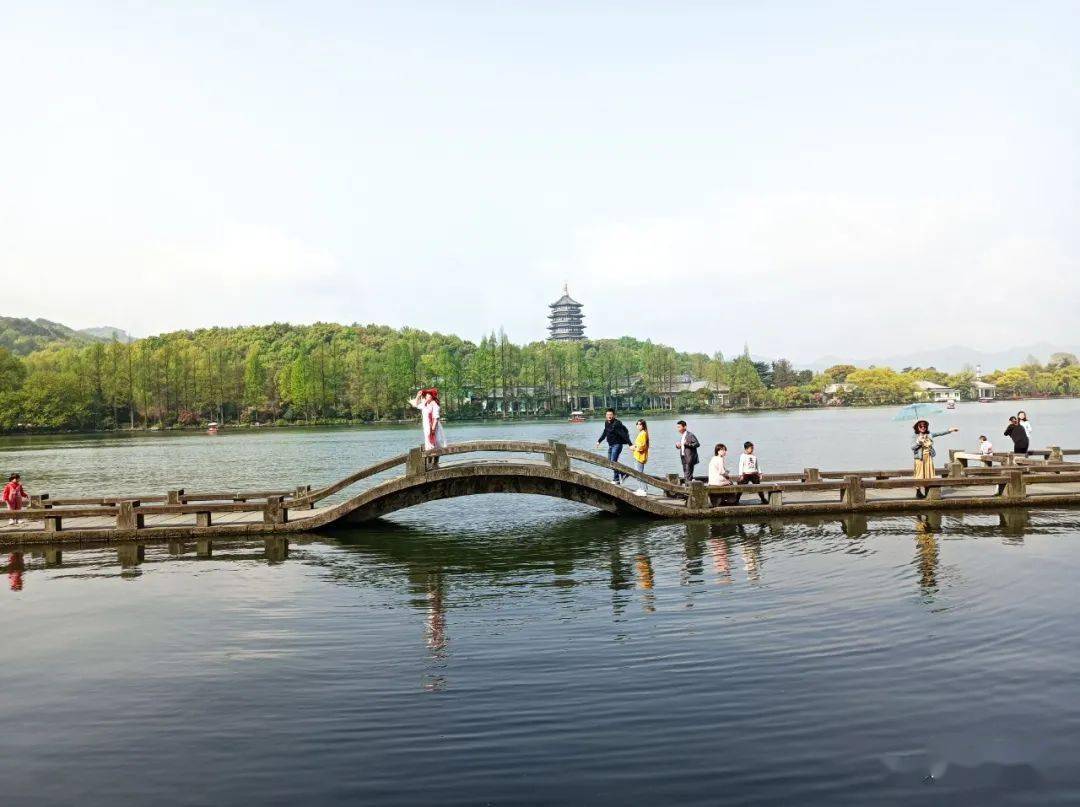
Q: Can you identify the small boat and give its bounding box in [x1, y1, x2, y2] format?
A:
[207, 422, 220, 435]
[568, 411, 587, 423]
[945, 401, 956, 410]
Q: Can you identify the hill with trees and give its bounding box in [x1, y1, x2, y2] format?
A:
[0, 319, 1077, 433]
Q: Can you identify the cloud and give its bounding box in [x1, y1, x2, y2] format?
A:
[2, 225, 344, 335]
[535, 192, 1078, 359]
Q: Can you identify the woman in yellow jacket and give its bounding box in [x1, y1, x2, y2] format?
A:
[631, 419, 650, 496]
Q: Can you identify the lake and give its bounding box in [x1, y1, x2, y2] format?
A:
[3, 399, 1080, 805]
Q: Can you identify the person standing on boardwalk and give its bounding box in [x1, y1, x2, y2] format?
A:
[674, 420, 700, 484]
[631, 419, 650, 496]
[911, 420, 958, 498]
[596, 408, 632, 483]
[409, 389, 447, 465]
[735, 442, 768, 504]
[1004, 416, 1029, 455]
[3, 473, 29, 525]
[1017, 410, 1032, 439]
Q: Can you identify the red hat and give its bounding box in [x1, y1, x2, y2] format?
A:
[420, 388, 440, 405]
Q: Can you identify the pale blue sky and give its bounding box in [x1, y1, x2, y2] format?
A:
[2, 1, 1077, 362]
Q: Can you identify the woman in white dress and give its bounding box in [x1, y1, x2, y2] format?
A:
[409, 388, 447, 455]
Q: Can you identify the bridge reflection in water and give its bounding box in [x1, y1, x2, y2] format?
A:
[1, 506, 1045, 678]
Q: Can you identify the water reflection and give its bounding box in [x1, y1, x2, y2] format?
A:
[914, 516, 940, 598]
[706, 523, 766, 584]
[634, 548, 656, 613]
[7, 552, 24, 591]
[0, 507, 1066, 610]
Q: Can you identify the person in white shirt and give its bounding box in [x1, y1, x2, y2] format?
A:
[978, 435, 994, 455]
[736, 441, 768, 505]
[708, 443, 735, 506]
[1017, 411, 1032, 437]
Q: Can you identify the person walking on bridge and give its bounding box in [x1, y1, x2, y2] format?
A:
[675, 420, 700, 484]
[410, 389, 447, 464]
[631, 419, 650, 496]
[596, 408, 632, 483]
[912, 420, 958, 498]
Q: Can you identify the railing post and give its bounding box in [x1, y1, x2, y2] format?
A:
[293, 485, 314, 509]
[30, 493, 50, 509]
[842, 475, 865, 507]
[1050, 446, 1064, 464]
[687, 481, 708, 510]
[117, 500, 143, 531]
[926, 483, 942, 501]
[44, 514, 63, 532]
[406, 447, 426, 477]
[195, 511, 212, 528]
[548, 440, 570, 472]
[1005, 469, 1025, 500]
[263, 495, 287, 525]
[768, 490, 783, 507]
[665, 473, 681, 498]
[167, 489, 184, 505]
[803, 468, 820, 482]
[948, 460, 963, 478]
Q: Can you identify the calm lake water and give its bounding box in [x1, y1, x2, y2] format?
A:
[3, 399, 1080, 805]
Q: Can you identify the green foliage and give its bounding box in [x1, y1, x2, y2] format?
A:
[729, 356, 766, 406]
[825, 364, 857, 383]
[845, 368, 915, 405]
[1, 318, 1078, 432]
[0, 316, 102, 356]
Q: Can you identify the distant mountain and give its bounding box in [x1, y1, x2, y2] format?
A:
[78, 326, 132, 343]
[805, 342, 1080, 373]
[0, 316, 128, 356]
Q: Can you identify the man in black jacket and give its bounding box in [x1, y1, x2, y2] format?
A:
[596, 408, 632, 483]
[675, 420, 700, 484]
[1004, 416, 1030, 454]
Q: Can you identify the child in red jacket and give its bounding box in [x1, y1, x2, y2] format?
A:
[3, 473, 29, 525]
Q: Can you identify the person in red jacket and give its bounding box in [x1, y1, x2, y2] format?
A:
[3, 473, 29, 525]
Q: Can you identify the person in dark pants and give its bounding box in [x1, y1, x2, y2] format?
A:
[674, 420, 700, 484]
[596, 408, 632, 483]
[1004, 416, 1030, 455]
[735, 441, 769, 504]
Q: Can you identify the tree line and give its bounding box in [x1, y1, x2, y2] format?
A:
[0, 322, 1077, 432]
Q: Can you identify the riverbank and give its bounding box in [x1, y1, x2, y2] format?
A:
[3, 395, 1073, 438]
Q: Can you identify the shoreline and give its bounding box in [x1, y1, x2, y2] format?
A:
[0, 395, 1070, 439]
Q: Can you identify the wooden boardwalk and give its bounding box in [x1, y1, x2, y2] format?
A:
[3, 441, 1080, 546]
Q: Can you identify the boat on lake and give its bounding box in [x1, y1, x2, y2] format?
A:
[207, 422, 220, 435]
[568, 411, 587, 423]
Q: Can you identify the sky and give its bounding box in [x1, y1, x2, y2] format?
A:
[1, 1, 1077, 363]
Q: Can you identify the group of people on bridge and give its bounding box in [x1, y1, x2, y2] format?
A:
[407, 389, 1048, 506]
[595, 409, 768, 502]
[912, 409, 1034, 498]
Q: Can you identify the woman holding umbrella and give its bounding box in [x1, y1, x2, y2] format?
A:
[911, 420, 958, 498]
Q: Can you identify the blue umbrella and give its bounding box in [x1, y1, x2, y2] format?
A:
[892, 402, 944, 422]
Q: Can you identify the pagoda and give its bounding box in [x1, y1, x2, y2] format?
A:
[547, 285, 586, 341]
